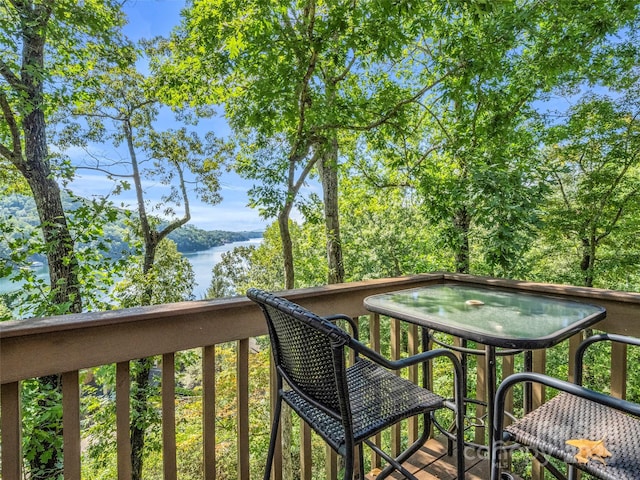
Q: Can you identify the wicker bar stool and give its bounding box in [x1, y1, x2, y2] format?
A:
[248, 288, 465, 480]
[491, 334, 640, 480]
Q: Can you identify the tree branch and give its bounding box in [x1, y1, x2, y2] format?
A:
[330, 54, 357, 85]
[0, 89, 22, 163]
[417, 97, 453, 142]
[0, 59, 22, 91]
[551, 169, 572, 210]
[0, 142, 18, 164]
[317, 68, 457, 132]
[410, 143, 444, 172]
[286, 136, 313, 192]
[354, 158, 412, 189]
[292, 145, 321, 197]
[71, 98, 157, 122]
[74, 165, 133, 178]
[157, 163, 191, 244]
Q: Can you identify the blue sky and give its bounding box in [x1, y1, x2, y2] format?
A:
[68, 0, 268, 232]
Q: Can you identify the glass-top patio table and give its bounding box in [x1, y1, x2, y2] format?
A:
[364, 283, 606, 453]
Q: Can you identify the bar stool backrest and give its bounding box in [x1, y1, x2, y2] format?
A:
[247, 288, 352, 422]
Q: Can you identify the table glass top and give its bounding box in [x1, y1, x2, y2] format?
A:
[364, 284, 606, 347]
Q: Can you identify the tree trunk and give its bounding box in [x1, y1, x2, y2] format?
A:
[319, 136, 345, 284]
[276, 200, 295, 476]
[127, 121, 159, 480]
[278, 211, 296, 289]
[453, 207, 471, 274]
[580, 236, 597, 287]
[18, 27, 82, 315]
[130, 357, 155, 480]
[20, 150, 83, 313]
[12, 15, 82, 480]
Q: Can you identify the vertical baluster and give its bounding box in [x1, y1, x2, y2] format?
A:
[567, 335, 583, 480]
[531, 349, 546, 407]
[116, 362, 132, 480]
[565, 336, 582, 480]
[568, 334, 581, 384]
[1, 381, 22, 480]
[451, 336, 465, 439]
[203, 345, 216, 480]
[300, 424, 312, 480]
[610, 342, 627, 399]
[501, 353, 514, 432]
[237, 339, 250, 480]
[498, 352, 515, 473]
[347, 316, 357, 366]
[326, 448, 338, 479]
[485, 346, 497, 454]
[162, 353, 177, 480]
[62, 371, 81, 480]
[390, 317, 401, 458]
[502, 355, 515, 470]
[370, 313, 382, 472]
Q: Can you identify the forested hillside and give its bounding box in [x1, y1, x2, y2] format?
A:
[1, 193, 262, 260]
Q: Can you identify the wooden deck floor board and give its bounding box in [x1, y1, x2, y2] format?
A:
[366, 437, 523, 480]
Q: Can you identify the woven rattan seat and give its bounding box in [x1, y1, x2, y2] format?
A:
[506, 392, 640, 480]
[284, 357, 445, 455]
[248, 288, 465, 480]
[491, 333, 640, 480]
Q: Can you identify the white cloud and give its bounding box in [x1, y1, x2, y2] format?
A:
[221, 183, 250, 192]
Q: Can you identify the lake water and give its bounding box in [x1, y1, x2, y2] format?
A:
[184, 238, 263, 298]
[0, 238, 263, 299]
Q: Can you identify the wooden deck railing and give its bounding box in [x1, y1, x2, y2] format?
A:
[1, 273, 639, 480]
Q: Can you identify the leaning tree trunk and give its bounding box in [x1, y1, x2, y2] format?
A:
[19, 46, 83, 315]
[127, 130, 160, 480]
[20, 147, 81, 479]
[20, 152, 83, 313]
[12, 21, 83, 480]
[276, 204, 296, 479]
[278, 209, 296, 290]
[129, 244, 159, 480]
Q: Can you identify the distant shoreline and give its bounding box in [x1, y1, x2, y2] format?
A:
[167, 227, 263, 253]
[0, 237, 264, 297]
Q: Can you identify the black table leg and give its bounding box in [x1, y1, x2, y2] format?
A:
[524, 351, 533, 413]
[485, 345, 497, 460]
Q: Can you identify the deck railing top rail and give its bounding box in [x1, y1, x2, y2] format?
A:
[2, 273, 639, 384]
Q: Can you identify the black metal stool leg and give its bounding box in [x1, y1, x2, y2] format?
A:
[357, 444, 365, 480]
[343, 442, 354, 480]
